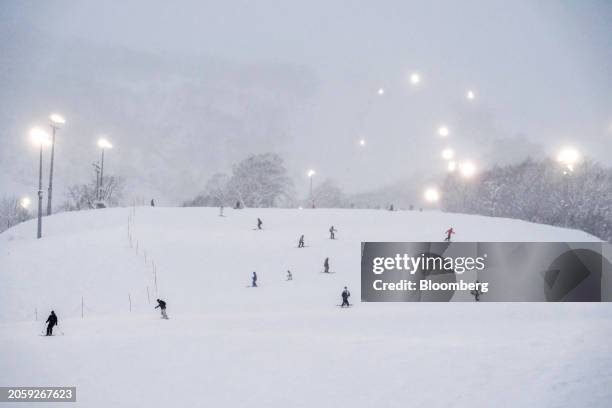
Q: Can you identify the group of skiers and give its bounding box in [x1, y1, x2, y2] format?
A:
[40, 223, 460, 336]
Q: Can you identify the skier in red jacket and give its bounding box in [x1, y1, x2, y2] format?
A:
[444, 227, 455, 242]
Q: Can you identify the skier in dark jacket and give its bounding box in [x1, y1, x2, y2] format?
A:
[45, 311, 58, 336]
[341, 287, 351, 307]
[252, 272, 258, 287]
[329, 226, 337, 240]
[471, 280, 482, 302]
[286, 270, 293, 281]
[150, 199, 155, 207]
[257, 218, 263, 230]
[298, 235, 305, 248]
[323, 257, 330, 273]
[155, 299, 168, 319]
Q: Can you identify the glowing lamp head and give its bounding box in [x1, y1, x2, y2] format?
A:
[49, 114, 66, 126]
[424, 187, 440, 203]
[557, 147, 580, 167]
[20, 197, 31, 209]
[98, 138, 113, 149]
[466, 90, 475, 100]
[307, 169, 316, 178]
[438, 126, 450, 137]
[441, 148, 454, 160]
[459, 161, 477, 178]
[359, 139, 366, 146]
[30, 128, 51, 146]
[377, 88, 385, 95]
[410, 73, 421, 85]
[447, 161, 457, 172]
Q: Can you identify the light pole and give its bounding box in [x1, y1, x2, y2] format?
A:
[557, 147, 580, 226]
[31, 128, 51, 239]
[97, 138, 113, 201]
[47, 114, 65, 216]
[459, 161, 477, 210]
[307, 169, 316, 208]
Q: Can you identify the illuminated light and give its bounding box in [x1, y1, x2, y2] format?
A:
[438, 126, 450, 137]
[30, 128, 51, 146]
[424, 187, 440, 203]
[459, 161, 477, 178]
[441, 148, 454, 160]
[98, 138, 113, 149]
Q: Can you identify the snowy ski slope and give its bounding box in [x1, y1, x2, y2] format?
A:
[0, 207, 611, 408]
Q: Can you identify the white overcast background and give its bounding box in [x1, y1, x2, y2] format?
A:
[1, 0, 611, 203]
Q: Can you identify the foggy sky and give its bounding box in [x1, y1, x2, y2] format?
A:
[1, 0, 611, 204]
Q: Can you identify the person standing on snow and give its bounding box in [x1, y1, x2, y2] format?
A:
[323, 257, 330, 273]
[341, 287, 351, 307]
[252, 272, 258, 287]
[219, 206, 224, 217]
[329, 226, 337, 240]
[444, 227, 455, 242]
[471, 280, 482, 302]
[298, 235, 305, 248]
[257, 218, 263, 230]
[286, 270, 293, 281]
[45, 310, 58, 336]
[150, 199, 155, 207]
[155, 299, 168, 319]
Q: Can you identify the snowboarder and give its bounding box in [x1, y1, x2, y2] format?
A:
[155, 298, 168, 319]
[471, 280, 482, 302]
[329, 225, 337, 240]
[341, 286, 351, 307]
[298, 234, 305, 248]
[444, 227, 455, 242]
[45, 310, 58, 336]
[257, 218, 263, 230]
[150, 199, 155, 207]
[323, 257, 330, 273]
[286, 270, 293, 281]
[219, 206, 224, 217]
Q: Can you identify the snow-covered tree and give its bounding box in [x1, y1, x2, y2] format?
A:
[226, 153, 295, 208]
[60, 175, 124, 211]
[442, 158, 612, 241]
[309, 178, 348, 208]
[0, 196, 32, 232]
[183, 173, 231, 207]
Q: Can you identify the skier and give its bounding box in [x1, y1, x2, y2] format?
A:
[298, 234, 305, 248]
[45, 310, 58, 336]
[252, 271, 258, 287]
[150, 199, 155, 207]
[257, 218, 263, 230]
[155, 298, 168, 319]
[329, 226, 337, 240]
[286, 270, 293, 281]
[323, 257, 330, 273]
[444, 227, 455, 242]
[389, 204, 394, 211]
[234, 200, 241, 209]
[471, 280, 482, 302]
[341, 286, 351, 307]
[219, 206, 224, 217]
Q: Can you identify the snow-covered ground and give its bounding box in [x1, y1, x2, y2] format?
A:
[1, 208, 611, 407]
